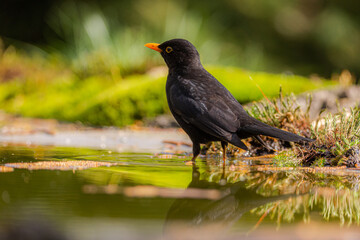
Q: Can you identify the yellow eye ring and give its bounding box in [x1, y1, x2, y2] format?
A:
[166, 46, 173, 53]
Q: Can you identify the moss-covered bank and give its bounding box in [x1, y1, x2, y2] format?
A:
[0, 47, 335, 126]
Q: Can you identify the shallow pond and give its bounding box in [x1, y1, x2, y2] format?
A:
[1, 145, 360, 240]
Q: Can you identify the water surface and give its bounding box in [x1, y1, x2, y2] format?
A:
[1, 145, 360, 240]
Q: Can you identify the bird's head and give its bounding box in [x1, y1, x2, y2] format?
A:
[145, 39, 201, 70]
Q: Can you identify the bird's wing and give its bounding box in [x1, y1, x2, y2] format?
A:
[170, 90, 240, 140]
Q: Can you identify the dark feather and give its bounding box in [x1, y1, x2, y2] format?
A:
[240, 119, 314, 142]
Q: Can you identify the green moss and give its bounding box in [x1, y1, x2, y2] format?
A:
[273, 151, 300, 167]
[208, 66, 334, 103]
[0, 51, 335, 127]
[311, 158, 326, 167]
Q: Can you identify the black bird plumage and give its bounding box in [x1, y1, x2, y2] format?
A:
[145, 39, 314, 161]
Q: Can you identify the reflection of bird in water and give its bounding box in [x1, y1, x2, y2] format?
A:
[163, 163, 300, 239]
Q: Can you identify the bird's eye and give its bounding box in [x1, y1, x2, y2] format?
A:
[166, 46, 173, 53]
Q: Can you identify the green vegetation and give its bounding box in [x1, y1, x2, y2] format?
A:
[273, 151, 300, 167]
[0, 45, 334, 127]
[4, 0, 360, 78]
[208, 66, 332, 103]
[244, 90, 360, 167]
[305, 108, 360, 167]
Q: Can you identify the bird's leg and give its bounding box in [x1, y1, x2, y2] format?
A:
[220, 146, 227, 186]
[221, 141, 228, 162]
[191, 142, 201, 162]
[192, 161, 200, 181]
[219, 162, 227, 186]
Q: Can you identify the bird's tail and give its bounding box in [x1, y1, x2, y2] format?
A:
[240, 119, 314, 142]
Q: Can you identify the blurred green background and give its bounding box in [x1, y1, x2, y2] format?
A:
[0, 0, 357, 126]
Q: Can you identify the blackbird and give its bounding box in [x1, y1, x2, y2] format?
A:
[145, 39, 314, 161]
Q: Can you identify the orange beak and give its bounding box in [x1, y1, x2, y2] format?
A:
[145, 43, 162, 52]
